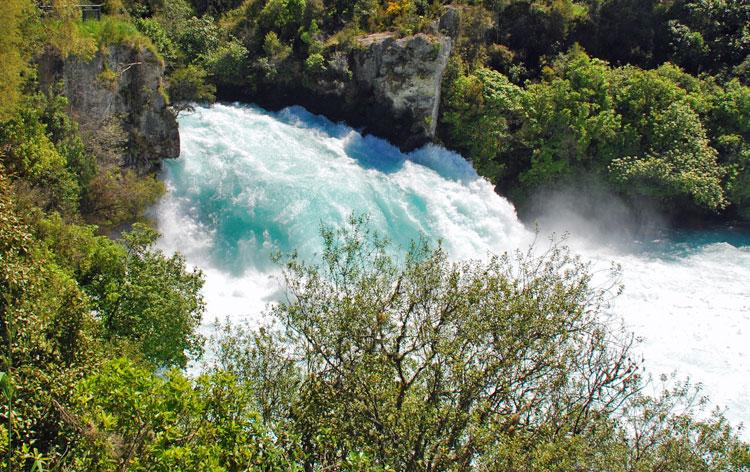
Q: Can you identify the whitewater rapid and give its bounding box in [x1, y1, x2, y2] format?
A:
[154, 103, 750, 433]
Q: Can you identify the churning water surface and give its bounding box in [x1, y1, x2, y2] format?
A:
[154, 103, 750, 433]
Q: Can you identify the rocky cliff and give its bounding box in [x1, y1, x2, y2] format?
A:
[245, 31, 452, 150]
[39, 44, 179, 172]
[349, 33, 451, 147]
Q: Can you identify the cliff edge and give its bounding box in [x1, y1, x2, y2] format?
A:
[39, 44, 179, 172]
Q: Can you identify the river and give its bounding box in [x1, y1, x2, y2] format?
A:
[154, 103, 750, 433]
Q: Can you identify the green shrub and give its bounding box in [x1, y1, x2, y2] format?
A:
[78, 16, 162, 60]
[304, 51, 326, 73]
[84, 168, 165, 228]
[88, 223, 205, 368]
[0, 103, 81, 214]
[0, 0, 30, 122]
[176, 15, 220, 59]
[168, 64, 217, 107]
[258, 0, 306, 39]
[134, 17, 178, 63]
[203, 39, 250, 85]
[69, 358, 297, 470]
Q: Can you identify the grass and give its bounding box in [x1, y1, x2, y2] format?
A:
[78, 16, 162, 62]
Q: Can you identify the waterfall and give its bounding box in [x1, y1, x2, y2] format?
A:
[154, 103, 750, 432]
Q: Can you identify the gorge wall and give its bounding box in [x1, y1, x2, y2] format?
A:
[39, 44, 179, 172]
[235, 28, 455, 150]
[331, 32, 452, 149]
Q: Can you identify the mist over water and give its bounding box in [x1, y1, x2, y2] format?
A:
[154, 103, 750, 433]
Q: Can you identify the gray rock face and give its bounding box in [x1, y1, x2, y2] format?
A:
[350, 33, 451, 145]
[437, 6, 461, 40]
[41, 44, 179, 172]
[296, 31, 451, 148]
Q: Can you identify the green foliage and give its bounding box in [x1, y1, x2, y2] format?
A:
[608, 100, 725, 210]
[520, 51, 619, 186]
[135, 17, 179, 63]
[442, 48, 732, 212]
[492, 0, 588, 74]
[44, 9, 164, 61]
[78, 16, 162, 60]
[88, 223, 205, 368]
[213, 217, 750, 470]
[0, 161, 210, 465]
[0, 100, 81, 214]
[168, 64, 217, 106]
[256, 31, 293, 79]
[0, 172, 100, 468]
[189, 0, 244, 16]
[666, 0, 750, 78]
[176, 15, 221, 59]
[442, 64, 524, 185]
[214, 216, 635, 469]
[202, 39, 250, 85]
[304, 51, 326, 73]
[575, 0, 669, 69]
[607, 63, 727, 209]
[258, 0, 306, 39]
[263, 31, 292, 60]
[0, 0, 31, 121]
[32, 91, 98, 195]
[71, 359, 296, 471]
[31, 211, 123, 286]
[85, 168, 165, 228]
[69, 358, 298, 471]
[702, 79, 750, 217]
[43, 0, 98, 59]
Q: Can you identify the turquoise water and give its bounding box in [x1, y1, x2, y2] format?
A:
[155, 103, 750, 432]
[635, 227, 750, 259]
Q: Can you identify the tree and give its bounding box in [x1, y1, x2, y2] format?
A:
[0, 0, 31, 121]
[213, 217, 750, 470]
[608, 64, 726, 210]
[441, 65, 525, 186]
[258, 0, 306, 39]
[576, 0, 669, 69]
[168, 65, 217, 112]
[0, 98, 81, 215]
[494, 0, 589, 74]
[0, 171, 98, 469]
[666, 0, 750, 78]
[442, 49, 730, 213]
[215, 216, 644, 470]
[519, 49, 620, 187]
[67, 358, 297, 471]
[90, 224, 205, 368]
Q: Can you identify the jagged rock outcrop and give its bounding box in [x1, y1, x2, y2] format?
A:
[350, 33, 451, 146]
[260, 31, 452, 150]
[437, 6, 462, 40]
[39, 44, 179, 172]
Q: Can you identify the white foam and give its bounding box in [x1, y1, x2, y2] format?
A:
[155, 103, 749, 435]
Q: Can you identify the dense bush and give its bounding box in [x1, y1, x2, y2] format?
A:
[211, 216, 750, 470]
[0, 100, 82, 214]
[0, 0, 31, 121]
[442, 48, 745, 214]
[67, 358, 296, 470]
[168, 64, 217, 107]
